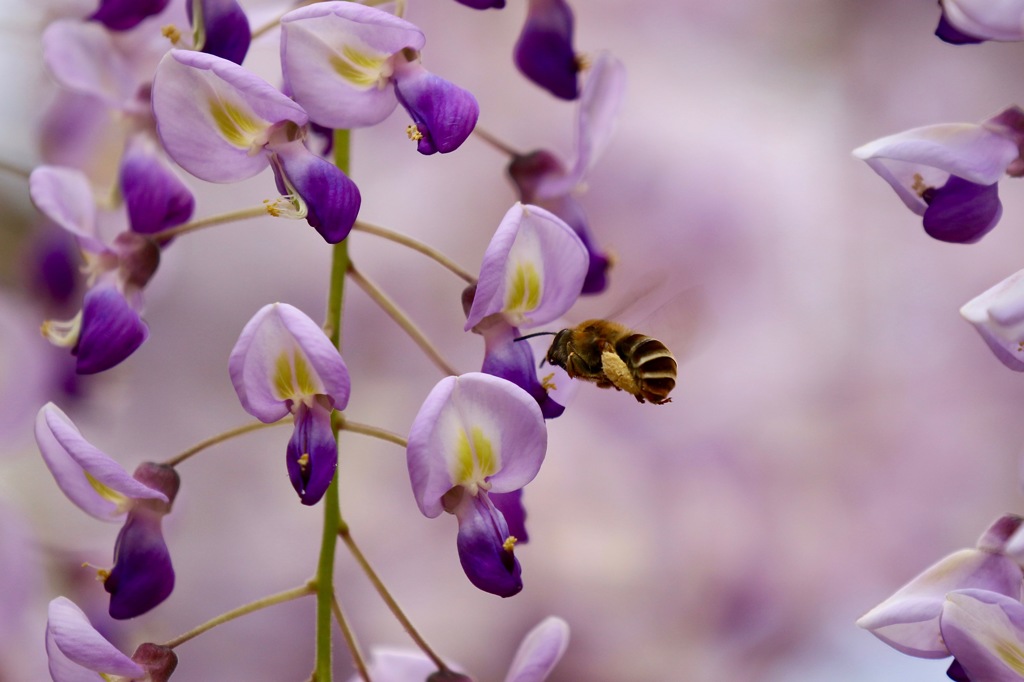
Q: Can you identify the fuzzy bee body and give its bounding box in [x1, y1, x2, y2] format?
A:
[545, 319, 677, 404]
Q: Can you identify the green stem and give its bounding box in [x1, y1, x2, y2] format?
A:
[161, 420, 287, 468]
[150, 204, 271, 245]
[351, 220, 476, 284]
[313, 128, 352, 682]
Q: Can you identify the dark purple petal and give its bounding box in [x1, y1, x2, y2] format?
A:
[513, 0, 579, 100]
[271, 140, 361, 243]
[936, 9, 984, 45]
[75, 285, 148, 375]
[481, 321, 565, 419]
[28, 229, 80, 307]
[490, 490, 529, 543]
[286, 402, 337, 506]
[120, 142, 195, 238]
[946, 659, 971, 682]
[131, 643, 178, 682]
[922, 175, 1002, 243]
[189, 0, 252, 65]
[453, 0, 505, 7]
[393, 62, 480, 155]
[89, 0, 170, 31]
[453, 492, 523, 597]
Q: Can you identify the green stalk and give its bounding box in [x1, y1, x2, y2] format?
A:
[313, 128, 351, 682]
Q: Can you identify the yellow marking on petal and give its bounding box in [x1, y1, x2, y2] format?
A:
[502, 536, 517, 553]
[997, 641, 1024, 675]
[406, 124, 423, 141]
[454, 429, 475, 484]
[84, 471, 128, 507]
[329, 45, 387, 88]
[471, 427, 496, 477]
[209, 98, 264, 149]
[293, 350, 317, 396]
[273, 351, 295, 400]
[505, 262, 542, 314]
[452, 426, 498, 486]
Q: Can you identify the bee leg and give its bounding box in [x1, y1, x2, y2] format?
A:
[600, 350, 640, 396]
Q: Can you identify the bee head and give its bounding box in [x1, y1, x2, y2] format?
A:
[512, 331, 558, 368]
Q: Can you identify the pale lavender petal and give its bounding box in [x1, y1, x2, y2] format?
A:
[392, 61, 479, 155]
[942, 590, 1024, 682]
[43, 20, 138, 108]
[151, 49, 307, 182]
[961, 269, 1024, 371]
[35, 402, 167, 521]
[280, 2, 425, 128]
[46, 597, 144, 681]
[856, 548, 1023, 657]
[347, 649, 446, 682]
[270, 139, 360, 243]
[465, 203, 588, 330]
[29, 166, 104, 253]
[505, 616, 570, 682]
[229, 302, 350, 422]
[942, 0, 1024, 41]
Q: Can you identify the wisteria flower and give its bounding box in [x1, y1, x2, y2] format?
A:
[186, 0, 251, 65]
[151, 49, 359, 243]
[280, 2, 479, 154]
[407, 373, 547, 597]
[348, 616, 569, 682]
[941, 589, 1024, 682]
[514, 0, 580, 100]
[857, 514, 1024, 658]
[35, 403, 180, 618]
[936, 0, 1024, 44]
[509, 53, 626, 293]
[229, 303, 350, 505]
[46, 596, 177, 681]
[960, 268, 1024, 371]
[853, 106, 1024, 243]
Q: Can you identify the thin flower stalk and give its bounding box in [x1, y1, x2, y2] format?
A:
[149, 204, 276, 244]
[352, 220, 477, 284]
[162, 420, 287, 468]
[332, 592, 371, 682]
[333, 414, 409, 449]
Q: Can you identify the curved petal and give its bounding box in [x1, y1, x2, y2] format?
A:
[29, 166, 104, 253]
[35, 402, 167, 521]
[46, 597, 144, 681]
[392, 61, 479, 155]
[152, 50, 307, 182]
[286, 401, 338, 505]
[942, 0, 1024, 41]
[465, 203, 588, 330]
[513, 0, 579, 100]
[270, 140, 361, 243]
[490, 489, 529, 543]
[407, 373, 546, 517]
[191, 0, 251, 65]
[105, 505, 175, 619]
[75, 283, 149, 375]
[229, 302, 350, 421]
[280, 2, 425, 128]
[90, 0, 171, 31]
[349, 649, 453, 682]
[961, 268, 1024, 371]
[43, 20, 138, 108]
[505, 616, 570, 682]
[942, 590, 1024, 682]
[120, 137, 195, 237]
[454, 492, 523, 597]
[936, 10, 984, 44]
[921, 174, 1002, 243]
[480, 320, 565, 419]
[454, 0, 506, 7]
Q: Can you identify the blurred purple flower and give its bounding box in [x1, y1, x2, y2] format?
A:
[280, 2, 478, 154]
[152, 49, 360, 243]
[187, 0, 251, 65]
[961, 268, 1024, 371]
[514, 0, 579, 100]
[89, 0, 170, 31]
[509, 53, 626, 293]
[453, 0, 506, 8]
[941, 589, 1024, 682]
[229, 303, 351, 505]
[407, 373, 547, 597]
[853, 106, 1024, 243]
[936, 0, 1024, 43]
[857, 514, 1024, 658]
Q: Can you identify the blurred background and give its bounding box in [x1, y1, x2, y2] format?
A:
[2, 0, 1023, 679]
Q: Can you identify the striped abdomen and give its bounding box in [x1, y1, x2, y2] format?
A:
[615, 334, 677, 404]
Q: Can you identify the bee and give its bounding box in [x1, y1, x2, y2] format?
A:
[522, 320, 677, 405]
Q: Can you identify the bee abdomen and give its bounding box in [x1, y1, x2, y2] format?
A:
[618, 335, 677, 404]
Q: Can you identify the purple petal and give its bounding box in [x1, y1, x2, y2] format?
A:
[229, 302, 351, 422]
[35, 403, 168, 521]
[351, 649, 452, 682]
[392, 61, 479, 155]
[961, 268, 1024, 371]
[941, 590, 1024, 682]
[480, 320, 565, 419]
[490, 489, 529, 543]
[453, 0, 506, 7]
[270, 140, 361, 243]
[29, 166, 104, 253]
[947, 659, 971, 682]
[46, 597, 144, 681]
[28, 229, 81, 307]
[465, 203, 588, 330]
[75, 283, 148, 375]
[120, 138, 195, 237]
[505, 617, 570, 682]
[941, 0, 1024, 41]
[151, 49, 307, 182]
[43, 20, 138, 108]
[513, 0, 579, 100]
[407, 373, 547, 518]
[280, 2, 425, 128]
[105, 503, 175, 619]
[922, 175, 1002, 243]
[856, 548, 1024, 657]
[190, 0, 251, 65]
[976, 514, 1024, 552]
[453, 492, 522, 597]
[286, 401, 338, 505]
[936, 11, 985, 44]
[90, 0, 170, 31]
